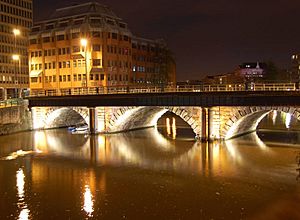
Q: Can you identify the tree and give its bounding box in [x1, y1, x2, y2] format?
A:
[264, 61, 281, 82]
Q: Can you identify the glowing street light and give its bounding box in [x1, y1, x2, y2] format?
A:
[80, 38, 87, 47]
[13, 28, 20, 36]
[12, 29, 21, 98]
[12, 54, 20, 61]
[12, 54, 20, 98]
[80, 38, 88, 89]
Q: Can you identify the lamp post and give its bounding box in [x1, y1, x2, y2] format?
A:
[13, 28, 20, 49]
[13, 28, 20, 98]
[80, 38, 88, 93]
[12, 54, 20, 98]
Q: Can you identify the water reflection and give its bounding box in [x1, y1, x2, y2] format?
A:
[83, 185, 94, 217]
[272, 110, 277, 125]
[30, 127, 300, 179]
[0, 118, 299, 219]
[285, 113, 292, 129]
[165, 117, 177, 139]
[16, 168, 30, 220]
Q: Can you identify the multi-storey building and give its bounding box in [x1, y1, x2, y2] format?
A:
[0, 0, 32, 99]
[29, 2, 176, 95]
[291, 54, 300, 81]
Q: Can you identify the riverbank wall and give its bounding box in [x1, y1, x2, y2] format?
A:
[0, 104, 32, 135]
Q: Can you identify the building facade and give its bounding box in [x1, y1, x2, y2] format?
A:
[0, 0, 32, 99]
[238, 62, 266, 79]
[29, 2, 176, 95]
[291, 54, 300, 81]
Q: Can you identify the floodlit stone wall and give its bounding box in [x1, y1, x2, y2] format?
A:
[0, 105, 32, 135]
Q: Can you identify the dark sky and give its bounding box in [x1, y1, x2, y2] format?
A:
[34, 0, 300, 81]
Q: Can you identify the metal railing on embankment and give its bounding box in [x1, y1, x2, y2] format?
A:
[0, 98, 27, 108]
[28, 82, 298, 97]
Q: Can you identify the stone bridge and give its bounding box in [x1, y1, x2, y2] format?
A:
[28, 91, 300, 140]
[30, 105, 300, 141]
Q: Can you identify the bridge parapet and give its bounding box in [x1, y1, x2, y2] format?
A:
[28, 83, 298, 97]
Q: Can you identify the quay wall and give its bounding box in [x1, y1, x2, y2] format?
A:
[0, 105, 32, 135]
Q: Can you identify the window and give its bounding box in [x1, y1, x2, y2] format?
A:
[92, 32, 101, 38]
[43, 37, 50, 43]
[56, 35, 65, 41]
[30, 39, 37, 45]
[93, 59, 101, 66]
[123, 35, 129, 41]
[119, 23, 126, 28]
[45, 24, 54, 30]
[100, 74, 104, 80]
[72, 33, 80, 39]
[112, 33, 118, 40]
[73, 46, 80, 53]
[92, 44, 101, 51]
[31, 77, 38, 83]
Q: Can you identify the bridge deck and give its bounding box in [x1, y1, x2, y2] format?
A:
[28, 91, 300, 108]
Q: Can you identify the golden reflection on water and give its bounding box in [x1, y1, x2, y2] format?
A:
[83, 185, 94, 217]
[16, 169, 30, 220]
[31, 127, 293, 179]
[166, 118, 171, 135]
[285, 113, 292, 129]
[166, 117, 177, 139]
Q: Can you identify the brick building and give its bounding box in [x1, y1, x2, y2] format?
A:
[29, 2, 176, 95]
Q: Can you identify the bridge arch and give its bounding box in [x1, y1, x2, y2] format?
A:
[106, 106, 201, 135]
[223, 106, 300, 140]
[32, 107, 89, 129]
[44, 107, 89, 129]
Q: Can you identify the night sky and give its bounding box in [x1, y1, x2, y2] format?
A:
[34, 0, 300, 81]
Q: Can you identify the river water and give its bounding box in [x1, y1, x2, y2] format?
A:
[0, 111, 299, 219]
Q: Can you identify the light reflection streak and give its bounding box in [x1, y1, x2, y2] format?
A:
[17, 169, 25, 199]
[83, 185, 94, 217]
[285, 113, 292, 129]
[166, 118, 171, 135]
[16, 168, 30, 220]
[172, 117, 177, 139]
[272, 110, 277, 125]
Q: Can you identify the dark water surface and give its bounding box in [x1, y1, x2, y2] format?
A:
[0, 112, 300, 220]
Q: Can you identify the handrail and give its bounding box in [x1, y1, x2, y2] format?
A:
[0, 98, 27, 108]
[28, 83, 299, 97]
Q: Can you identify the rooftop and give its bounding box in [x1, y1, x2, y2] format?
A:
[42, 2, 120, 22]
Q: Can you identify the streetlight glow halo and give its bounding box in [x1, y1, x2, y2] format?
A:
[13, 28, 21, 36]
[12, 54, 20, 61]
[80, 38, 88, 47]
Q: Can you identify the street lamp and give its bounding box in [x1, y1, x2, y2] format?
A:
[80, 38, 88, 91]
[12, 54, 20, 98]
[13, 28, 20, 45]
[13, 29, 20, 98]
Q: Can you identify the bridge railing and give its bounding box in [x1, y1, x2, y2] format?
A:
[0, 98, 27, 108]
[28, 83, 298, 97]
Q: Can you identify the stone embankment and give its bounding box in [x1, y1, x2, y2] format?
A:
[0, 104, 32, 135]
